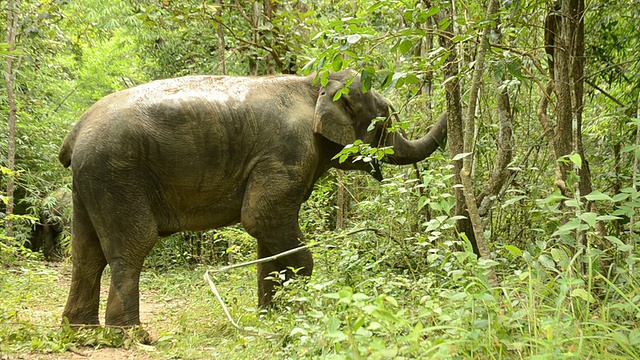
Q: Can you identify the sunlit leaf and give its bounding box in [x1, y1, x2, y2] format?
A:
[584, 190, 613, 201]
[570, 288, 595, 303]
[504, 245, 523, 257]
[346, 34, 361, 44]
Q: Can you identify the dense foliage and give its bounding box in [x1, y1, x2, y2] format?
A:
[2, 0, 639, 358]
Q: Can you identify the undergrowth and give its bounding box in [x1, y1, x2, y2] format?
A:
[1, 167, 639, 359]
[1, 228, 638, 359]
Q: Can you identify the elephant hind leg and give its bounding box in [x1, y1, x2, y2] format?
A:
[62, 196, 107, 326]
[96, 206, 158, 327]
[102, 229, 157, 327]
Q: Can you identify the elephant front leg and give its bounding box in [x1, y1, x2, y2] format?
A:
[241, 171, 315, 308]
[256, 240, 313, 307]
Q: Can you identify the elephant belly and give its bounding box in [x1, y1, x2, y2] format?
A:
[154, 186, 245, 233]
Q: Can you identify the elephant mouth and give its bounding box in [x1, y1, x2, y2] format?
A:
[370, 160, 383, 181]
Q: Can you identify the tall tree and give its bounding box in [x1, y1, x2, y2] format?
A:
[543, 0, 589, 196]
[215, 0, 226, 75]
[3, 0, 20, 238]
[425, 0, 479, 256]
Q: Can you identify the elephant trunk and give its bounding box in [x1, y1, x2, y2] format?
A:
[383, 112, 447, 165]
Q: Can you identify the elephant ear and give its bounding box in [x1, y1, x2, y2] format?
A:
[313, 79, 357, 146]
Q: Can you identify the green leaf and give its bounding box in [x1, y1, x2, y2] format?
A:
[504, 245, 523, 257]
[333, 87, 348, 101]
[579, 212, 597, 227]
[384, 295, 398, 307]
[352, 293, 369, 301]
[612, 193, 630, 202]
[361, 69, 372, 92]
[538, 254, 556, 270]
[452, 152, 472, 161]
[584, 190, 613, 201]
[596, 215, 621, 222]
[381, 72, 393, 89]
[331, 54, 343, 72]
[552, 217, 585, 237]
[605, 236, 633, 251]
[324, 292, 340, 300]
[418, 196, 428, 211]
[567, 153, 582, 169]
[424, 6, 441, 19]
[346, 34, 361, 44]
[570, 288, 595, 303]
[628, 328, 640, 346]
[621, 145, 637, 153]
[502, 195, 527, 207]
[351, 316, 365, 331]
[290, 327, 308, 337]
[438, 18, 451, 30]
[399, 39, 414, 54]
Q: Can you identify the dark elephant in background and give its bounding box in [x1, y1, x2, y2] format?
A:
[58, 70, 447, 327]
[30, 188, 71, 260]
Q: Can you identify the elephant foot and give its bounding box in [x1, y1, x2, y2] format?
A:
[60, 323, 152, 346]
[62, 309, 100, 329]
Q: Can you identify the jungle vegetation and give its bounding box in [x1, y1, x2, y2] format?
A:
[1, 0, 639, 358]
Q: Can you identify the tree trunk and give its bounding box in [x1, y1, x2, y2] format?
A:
[336, 172, 345, 230]
[425, 0, 479, 256]
[3, 0, 20, 239]
[249, 2, 261, 76]
[263, 0, 275, 75]
[555, 1, 574, 187]
[216, 0, 226, 75]
[460, 0, 504, 287]
[476, 1, 514, 218]
[631, 92, 640, 272]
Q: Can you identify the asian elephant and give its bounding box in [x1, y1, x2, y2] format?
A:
[30, 188, 72, 260]
[59, 70, 447, 327]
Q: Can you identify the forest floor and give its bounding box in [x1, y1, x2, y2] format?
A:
[3, 263, 162, 360]
[4, 247, 639, 359]
[1, 259, 264, 360]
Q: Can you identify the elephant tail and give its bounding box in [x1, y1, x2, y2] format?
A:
[58, 118, 85, 168]
[58, 134, 75, 168]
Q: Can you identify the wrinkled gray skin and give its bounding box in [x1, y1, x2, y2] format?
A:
[59, 70, 447, 327]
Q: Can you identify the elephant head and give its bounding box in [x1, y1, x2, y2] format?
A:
[312, 70, 447, 176]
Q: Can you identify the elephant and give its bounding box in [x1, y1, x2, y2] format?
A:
[58, 70, 447, 327]
[29, 188, 72, 260]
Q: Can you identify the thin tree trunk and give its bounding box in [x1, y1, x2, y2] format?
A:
[216, 0, 226, 75]
[263, 0, 275, 75]
[555, 1, 574, 184]
[336, 172, 345, 230]
[249, 2, 261, 76]
[476, 0, 514, 218]
[631, 92, 640, 272]
[571, 0, 590, 198]
[425, 0, 479, 256]
[460, 0, 501, 287]
[3, 0, 20, 239]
